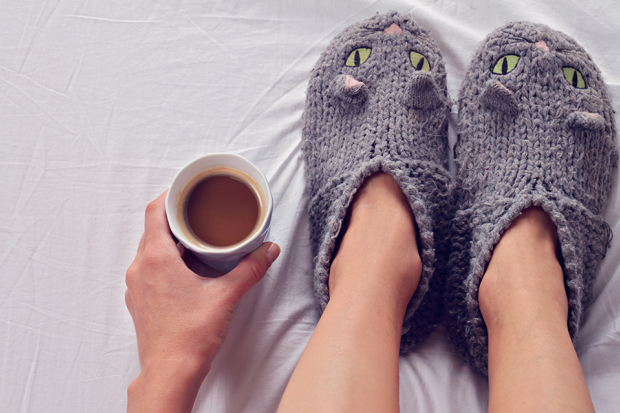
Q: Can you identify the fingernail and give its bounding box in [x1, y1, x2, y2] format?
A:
[265, 243, 280, 266]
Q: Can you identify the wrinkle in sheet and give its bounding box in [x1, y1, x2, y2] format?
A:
[580, 337, 620, 386]
[104, 98, 118, 147]
[17, 4, 43, 74]
[224, 75, 306, 147]
[21, 198, 67, 255]
[18, 333, 39, 412]
[15, 72, 70, 99]
[67, 14, 161, 24]
[268, 139, 303, 206]
[189, 19, 243, 67]
[17, 0, 66, 74]
[0, 77, 74, 135]
[217, 24, 322, 147]
[565, 0, 616, 32]
[207, 299, 314, 413]
[10, 130, 47, 225]
[260, 202, 309, 292]
[68, 102, 105, 157]
[0, 252, 32, 311]
[193, 13, 298, 23]
[13, 301, 126, 340]
[601, 279, 620, 323]
[64, 54, 84, 95]
[579, 329, 620, 353]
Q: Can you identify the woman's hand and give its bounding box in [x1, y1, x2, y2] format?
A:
[125, 191, 280, 412]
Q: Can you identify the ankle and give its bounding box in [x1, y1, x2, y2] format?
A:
[479, 208, 568, 332]
[346, 173, 413, 224]
[328, 173, 422, 311]
[493, 207, 559, 260]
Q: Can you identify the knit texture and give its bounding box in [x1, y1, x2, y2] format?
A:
[302, 11, 453, 352]
[444, 22, 618, 376]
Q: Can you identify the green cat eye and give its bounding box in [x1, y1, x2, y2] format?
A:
[492, 55, 520, 75]
[410, 51, 431, 71]
[563, 67, 586, 89]
[345, 48, 372, 67]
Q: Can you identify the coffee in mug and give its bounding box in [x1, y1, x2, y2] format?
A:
[178, 167, 266, 248]
[166, 153, 272, 273]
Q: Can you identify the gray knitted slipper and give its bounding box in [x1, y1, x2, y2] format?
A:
[444, 22, 618, 375]
[302, 11, 453, 352]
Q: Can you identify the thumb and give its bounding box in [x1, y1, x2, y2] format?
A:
[223, 242, 280, 300]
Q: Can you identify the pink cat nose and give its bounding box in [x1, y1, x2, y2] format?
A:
[385, 23, 403, 35]
[535, 40, 550, 52]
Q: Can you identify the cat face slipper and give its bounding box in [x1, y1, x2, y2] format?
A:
[302, 11, 453, 351]
[444, 22, 618, 375]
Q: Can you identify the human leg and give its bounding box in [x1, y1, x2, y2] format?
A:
[480, 207, 594, 413]
[277, 173, 421, 413]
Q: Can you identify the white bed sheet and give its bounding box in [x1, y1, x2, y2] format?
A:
[1, 1, 619, 412]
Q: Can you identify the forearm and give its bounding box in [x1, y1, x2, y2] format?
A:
[127, 359, 210, 413]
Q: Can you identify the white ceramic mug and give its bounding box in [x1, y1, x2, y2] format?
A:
[165, 153, 272, 273]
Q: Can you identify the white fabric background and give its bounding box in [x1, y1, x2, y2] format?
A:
[1, 1, 619, 412]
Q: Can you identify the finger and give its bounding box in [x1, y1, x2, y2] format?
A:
[223, 242, 280, 300]
[144, 190, 176, 248]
